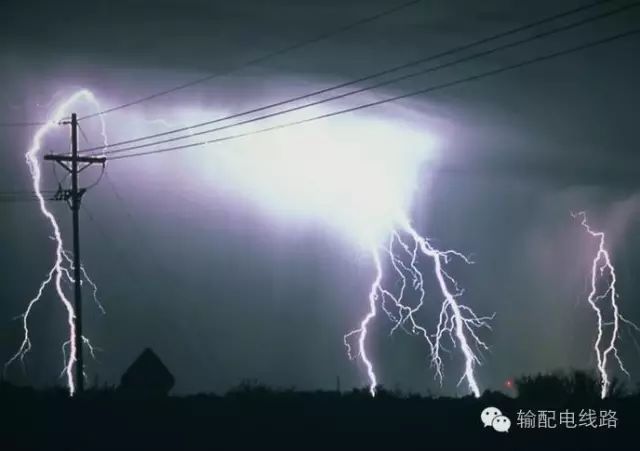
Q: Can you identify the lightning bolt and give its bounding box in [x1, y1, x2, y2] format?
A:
[4, 90, 107, 396]
[573, 211, 640, 398]
[7, 90, 490, 399]
[345, 216, 493, 397]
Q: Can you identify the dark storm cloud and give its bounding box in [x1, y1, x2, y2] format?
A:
[1, 0, 639, 394]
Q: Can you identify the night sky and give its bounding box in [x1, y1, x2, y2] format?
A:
[1, 0, 639, 396]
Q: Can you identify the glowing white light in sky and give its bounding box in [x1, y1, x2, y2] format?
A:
[196, 111, 437, 247]
[123, 102, 489, 396]
[178, 107, 488, 395]
[11, 90, 489, 397]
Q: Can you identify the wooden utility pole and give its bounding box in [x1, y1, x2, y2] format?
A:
[44, 113, 106, 394]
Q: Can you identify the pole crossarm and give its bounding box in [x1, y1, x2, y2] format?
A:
[44, 154, 107, 165]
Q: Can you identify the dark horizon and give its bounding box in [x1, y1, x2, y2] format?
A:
[1, 0, 639, 401]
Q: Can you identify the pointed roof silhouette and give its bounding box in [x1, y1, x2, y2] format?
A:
[120, 348, 175, 396]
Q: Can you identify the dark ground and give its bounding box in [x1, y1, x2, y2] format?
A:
[1, 371, 638, 450]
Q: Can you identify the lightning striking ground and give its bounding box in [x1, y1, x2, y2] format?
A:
[4, 90, 107, 396]
[573, 211, 640, 399]
[134, 112, 492, 398]
[344, 217, 493, 397]
[7, 90, 491, 399]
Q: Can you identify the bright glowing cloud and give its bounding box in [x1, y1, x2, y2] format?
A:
[194, 110, 437, 246]
[11, 90, 488, 399]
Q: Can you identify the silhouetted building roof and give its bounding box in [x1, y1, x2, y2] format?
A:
[119, 348, 175, 396]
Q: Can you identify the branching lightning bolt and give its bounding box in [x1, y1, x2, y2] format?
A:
[573, 211, 640, 398]
[6, 91, 492, 399]
[4, 90, 107, 396]
[344, 216, 494, 397]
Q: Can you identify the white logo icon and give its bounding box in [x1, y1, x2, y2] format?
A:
[481, 407, 502, 427]
[481, 407, 511, 432]
[492, 415, 511, 433]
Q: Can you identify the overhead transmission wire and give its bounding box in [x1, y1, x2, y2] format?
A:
[0, 195, 52, 203]
[99, 170, 194, 329]
[0, 199, 43, 204]
[0, 189, 59, 203]
[81, 1, 640, 158]
[0, 0, 618, 129]
[79, 0, 623, 154]
[0, 190, 57, 195]
[0, 0, 423, 127]
[80, 203, 158, 310]
[76, 122, 107, 191]
[0, 121, 48, 128]
[108, 27, 640, 162]
[80, 0, 634, 156]
[102, 170, 181, 286]
[76, 0, 425, 121]
[0, 122, 103, 203]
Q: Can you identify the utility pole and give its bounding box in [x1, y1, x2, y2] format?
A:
[44, 113, 106, 395]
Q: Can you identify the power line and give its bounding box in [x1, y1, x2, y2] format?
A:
[101, 171, 194, 315]
[80, 204, 156, 306]
[103, 172, 144, 237]
[77, 0, 425, 121]
[102, 171, 176, 281]
[0, 197, 41, 202]
[0, 190, 57, 202]
[89, 2, 640, 157]
[80, 0, 621, 154]
[0, 190, 57, 195]
[0, 121, 47, 127]
[0, 193, 62, 203]
[87, 175, 216, 353]
[108, 27, 640, 162]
